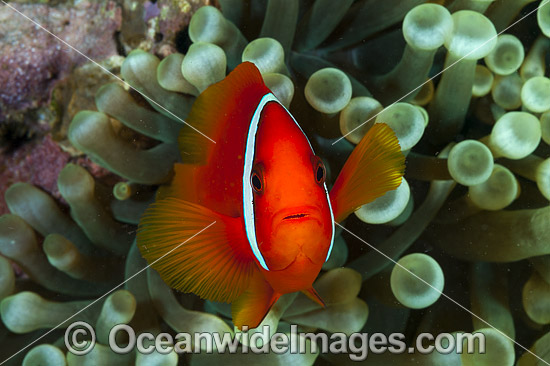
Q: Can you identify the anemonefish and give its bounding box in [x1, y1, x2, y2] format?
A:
[137, 62, 405, 329]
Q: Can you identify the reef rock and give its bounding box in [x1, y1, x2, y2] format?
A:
[0, 1, 121, 121]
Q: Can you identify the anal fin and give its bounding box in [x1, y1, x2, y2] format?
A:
[231, 269, 281, 330]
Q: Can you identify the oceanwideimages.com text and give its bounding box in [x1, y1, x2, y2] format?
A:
[65, 322, 486, 361]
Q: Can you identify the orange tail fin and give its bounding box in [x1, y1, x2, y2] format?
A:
[329, 123, 405, 222]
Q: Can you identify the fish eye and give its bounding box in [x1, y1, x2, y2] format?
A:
[251, 171, 263, 193]
[315, 158, 326, 185]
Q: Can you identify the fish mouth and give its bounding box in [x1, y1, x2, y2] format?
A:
[274, 205, 320, 225]
[282, 213, 309, 220]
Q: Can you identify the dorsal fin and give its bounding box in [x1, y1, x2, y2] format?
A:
[178, 62, 271, 164]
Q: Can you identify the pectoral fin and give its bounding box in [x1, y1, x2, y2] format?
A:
[137, 197, 254, 303]
[330, 123, 405, 222]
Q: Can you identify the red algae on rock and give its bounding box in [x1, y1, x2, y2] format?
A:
[0, 135, 69, 215]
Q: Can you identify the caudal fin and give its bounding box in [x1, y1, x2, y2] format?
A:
[329, 123, 405, 222]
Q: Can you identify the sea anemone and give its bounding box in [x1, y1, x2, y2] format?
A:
[1, 1, 550, 365]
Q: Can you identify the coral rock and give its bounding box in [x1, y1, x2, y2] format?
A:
[0, 1, 121, 120]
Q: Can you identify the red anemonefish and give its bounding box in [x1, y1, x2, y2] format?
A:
[137, 62, 405, 329]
